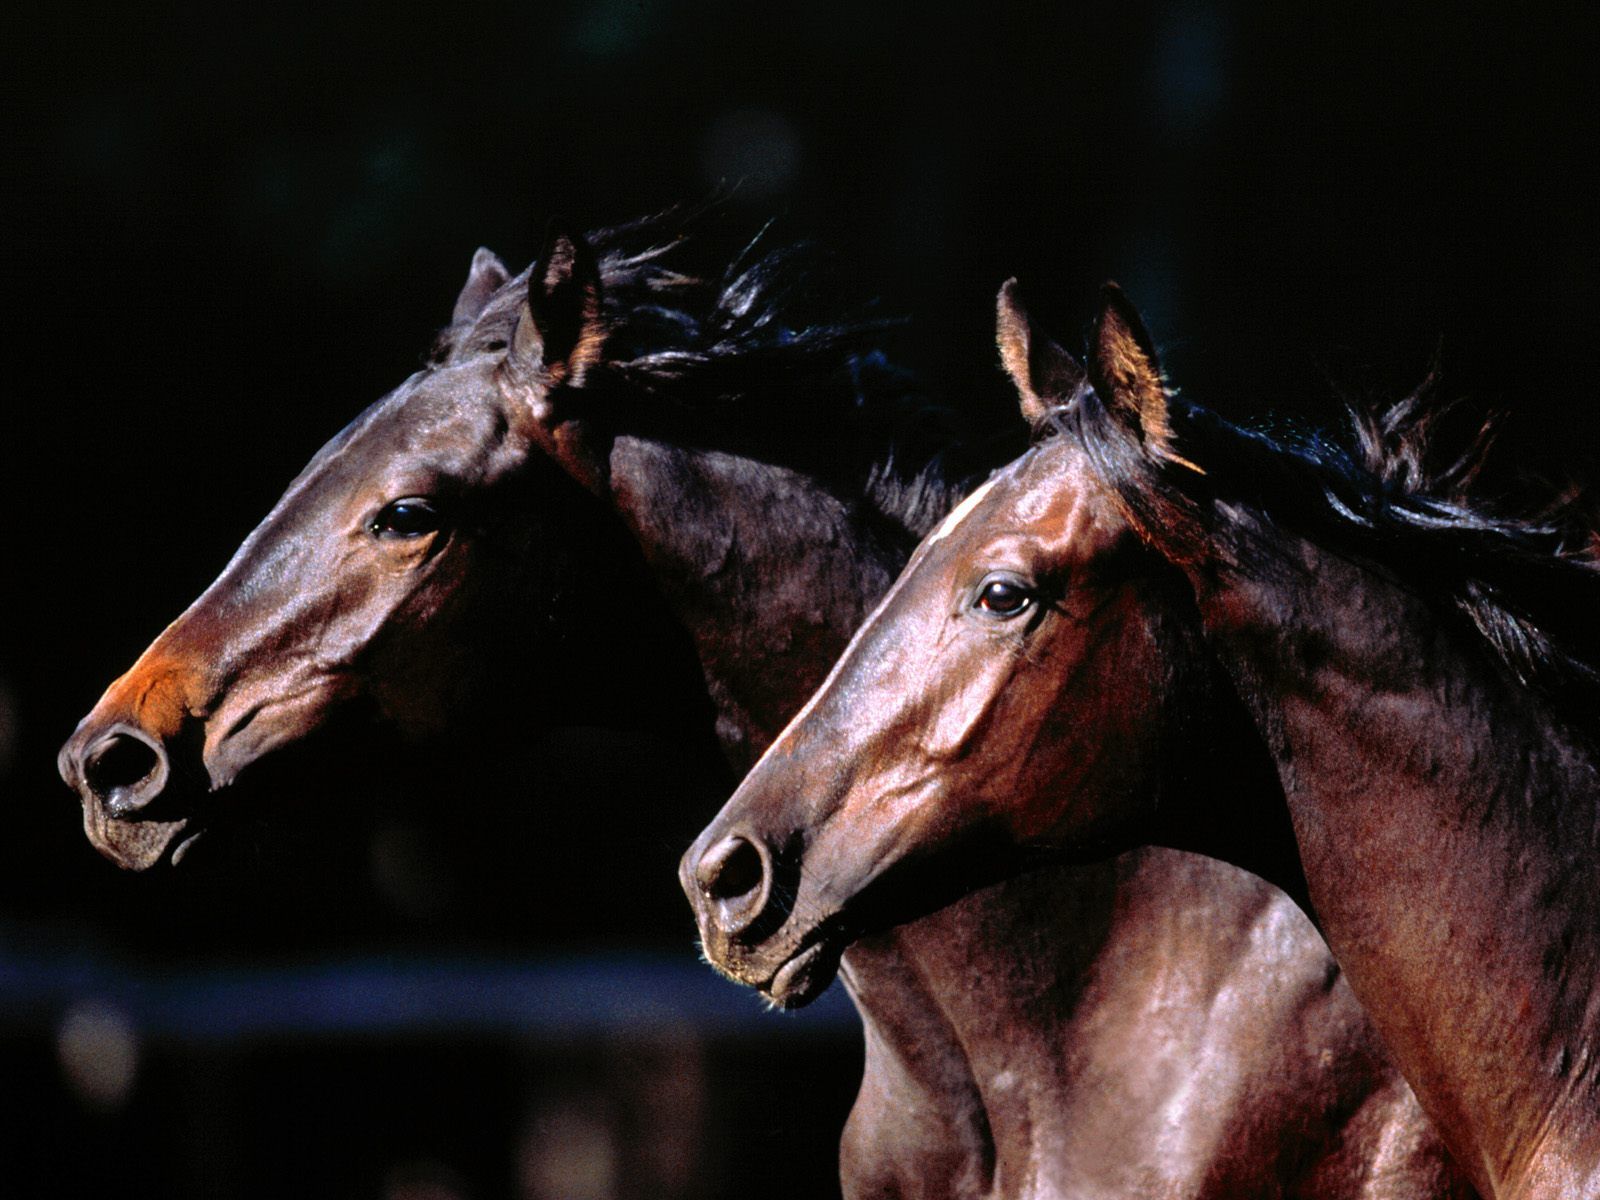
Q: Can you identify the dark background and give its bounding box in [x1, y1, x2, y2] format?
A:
[4, 3, 1596, 1197]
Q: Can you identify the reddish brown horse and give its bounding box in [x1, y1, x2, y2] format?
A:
[684, 280, 1598, 1198]
[64, 220, 1464, 1197]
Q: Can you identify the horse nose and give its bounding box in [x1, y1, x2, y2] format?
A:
[66, 724, 171, 818]
[686, 833, 773, 937]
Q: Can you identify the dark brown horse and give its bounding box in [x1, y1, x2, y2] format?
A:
[64, 220, 1463, 1197]
[684, 280, 1597, 1198]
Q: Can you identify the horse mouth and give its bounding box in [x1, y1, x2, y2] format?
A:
[761, 935, 848, 1010]
[82, 809, 195, 872]
[79, 770, 227, 871]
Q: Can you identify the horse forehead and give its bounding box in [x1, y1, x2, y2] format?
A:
[1015, 453, 1105, 531]
[246, 379, 508, 546]
[926, 450, 1097, 556]
[333, 371, 508, 466]
[960, 448, 1119, 562]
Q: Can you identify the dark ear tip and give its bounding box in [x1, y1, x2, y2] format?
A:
[535, 218, 592, 267]
[1094, 280, 1155, 348]
[1096, 280, 1133, 322]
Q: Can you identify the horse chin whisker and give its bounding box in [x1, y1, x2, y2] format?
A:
[168, 825, 207, 867]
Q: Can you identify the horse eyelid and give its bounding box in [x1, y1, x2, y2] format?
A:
[368, 497, 445, 539]
[972, 575, 1037, 620]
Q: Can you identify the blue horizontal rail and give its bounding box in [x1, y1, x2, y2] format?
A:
[0, 948, 859, 1041]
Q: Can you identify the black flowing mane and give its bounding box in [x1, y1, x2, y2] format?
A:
[444, 211, 1000, 537]
[1050, 372, 1600, 736]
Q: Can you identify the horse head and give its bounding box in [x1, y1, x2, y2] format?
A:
[681, 282, 1232, 1007]
[59, 226, 672, 868]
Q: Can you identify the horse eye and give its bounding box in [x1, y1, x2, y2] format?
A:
[975, 578, 1033, 617]
[369, 498, 442, 539]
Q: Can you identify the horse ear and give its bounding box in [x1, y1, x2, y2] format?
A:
[451, 248, 510, 324]
[510, 223, 605, 410]
[1088, 283, 1199, 470]
[996, 278, 1085, 427]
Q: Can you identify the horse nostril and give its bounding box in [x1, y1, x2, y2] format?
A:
[697, 835, 766, 903]
[82, 729, 167, 816]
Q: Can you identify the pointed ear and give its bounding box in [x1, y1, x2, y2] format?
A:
[996, 278, 1086, 427]
[451, 247, 510, 324]
[1088, 283, 1200, 470]
[510, 223, 605, 407]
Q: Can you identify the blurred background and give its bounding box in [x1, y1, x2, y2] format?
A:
[4, 2, 1596, 1197]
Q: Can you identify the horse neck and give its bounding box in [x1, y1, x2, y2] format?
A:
[604, 434, 916, 771]
[600, 433, 1008, 1168]
[1191, 524, 1600, 1198]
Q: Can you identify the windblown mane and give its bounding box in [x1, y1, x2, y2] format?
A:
[1050, 372, 1600, 735]
[442, 211, 997, 537]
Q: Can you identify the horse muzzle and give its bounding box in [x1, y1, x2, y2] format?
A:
[680, 828, 851, 1008]
[60, 696, 207, 871]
